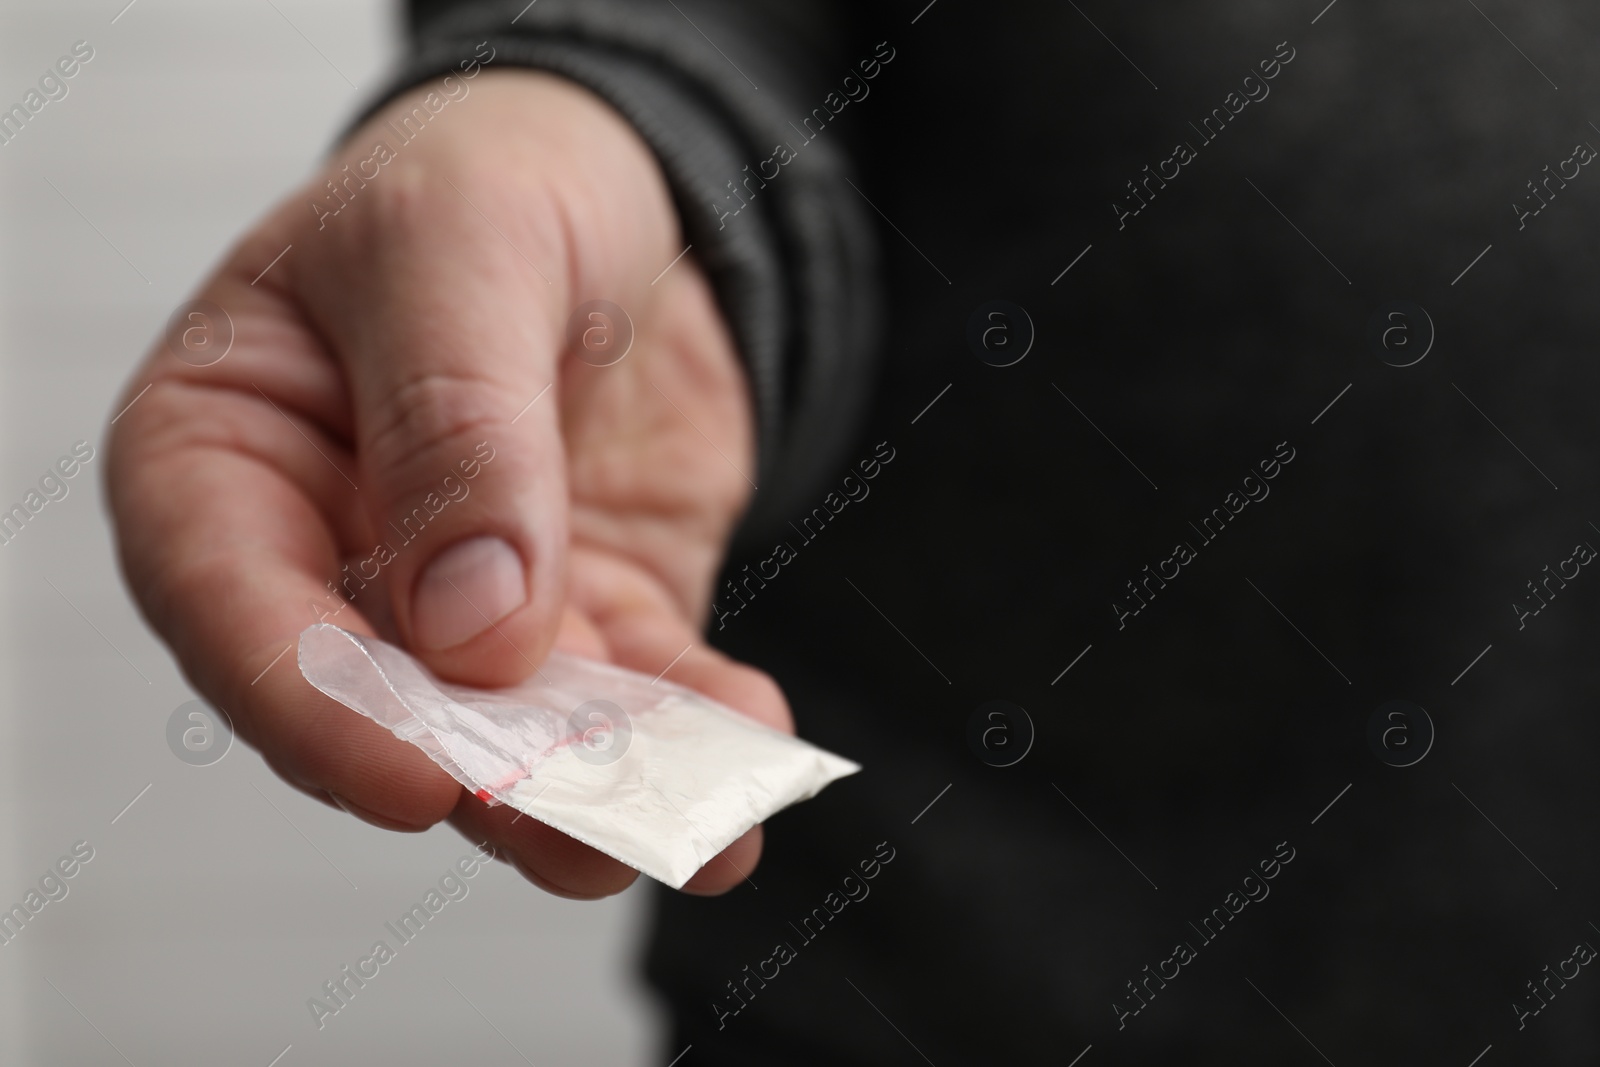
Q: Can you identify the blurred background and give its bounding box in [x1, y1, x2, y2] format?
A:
[0, 2, 662, 1063]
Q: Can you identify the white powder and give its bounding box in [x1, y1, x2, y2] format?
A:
[298, 624, 859, 888]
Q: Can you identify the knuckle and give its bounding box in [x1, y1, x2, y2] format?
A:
[361, 372, 514, 494]
[356, 157, 443, 237]
[329, 148, 429, 226]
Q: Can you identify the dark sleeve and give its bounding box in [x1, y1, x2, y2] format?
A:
[360, 0, 885, 548]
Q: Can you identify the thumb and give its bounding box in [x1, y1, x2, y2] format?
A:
[295, 165, 573, 686]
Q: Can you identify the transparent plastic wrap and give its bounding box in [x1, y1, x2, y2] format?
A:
[297, 623, 859, 888]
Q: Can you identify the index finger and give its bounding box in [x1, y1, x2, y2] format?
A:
[108, 251, 463, 831]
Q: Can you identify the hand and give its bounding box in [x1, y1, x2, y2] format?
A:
[108, 70, 789, 898]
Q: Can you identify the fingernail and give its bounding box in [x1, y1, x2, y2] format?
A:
[411, 536, 527, 651]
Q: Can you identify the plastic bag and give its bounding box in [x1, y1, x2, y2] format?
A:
[297, 623, 859, 888]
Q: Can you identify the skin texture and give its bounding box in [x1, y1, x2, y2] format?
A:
[107, 70, 790, 899]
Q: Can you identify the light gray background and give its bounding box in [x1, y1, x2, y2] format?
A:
[0, 2, 663, 1063]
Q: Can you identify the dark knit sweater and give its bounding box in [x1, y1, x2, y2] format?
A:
[375, 2, 1600, 1061]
